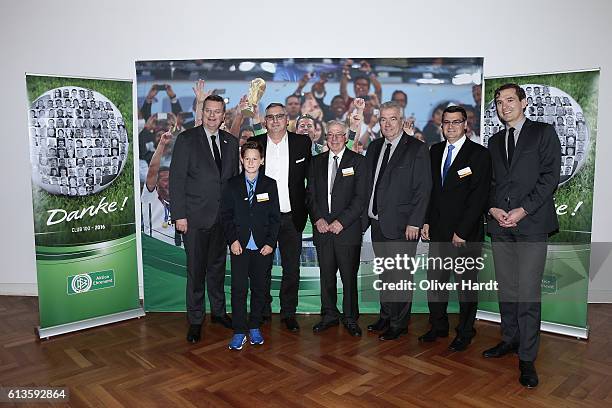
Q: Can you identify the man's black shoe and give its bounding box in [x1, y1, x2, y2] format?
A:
[367, 318, 389, 332]
[282, 316, 300, 332]
[313, 320, 339, 333]
[519, 360, 539, 388]
[187, 324, 202, 343]
[482, 341, 518, 358]
[378, 327, 408, 341]
[418, 329, 449, 343]
[448, 336, 471, 351]
[211, 314, 233, 329]
[344, 321, 362, 337]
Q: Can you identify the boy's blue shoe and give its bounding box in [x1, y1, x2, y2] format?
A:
[249, 328, 264, 345]
[228, 334, 247, 350]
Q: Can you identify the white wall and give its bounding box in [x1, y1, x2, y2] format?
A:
[1, 0, 611, 300]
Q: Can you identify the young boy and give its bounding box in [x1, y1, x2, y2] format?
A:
[220, 141, 280, 350]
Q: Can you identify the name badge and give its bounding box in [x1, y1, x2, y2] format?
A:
[256, 193, 270, 202]
[458, 167, 472, 178]
[342, 167, 355, 176]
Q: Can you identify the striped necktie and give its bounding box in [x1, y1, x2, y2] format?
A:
[247, 179, 255, 205]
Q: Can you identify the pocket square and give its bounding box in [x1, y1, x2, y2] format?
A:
[295, 157, 305, 163]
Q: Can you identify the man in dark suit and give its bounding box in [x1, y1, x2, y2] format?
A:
[170, 94, 240, 343]
[365, 101, 432, 340]
[483, 83, 561, 388]
[248, 103, 312, 332]
[420, 105, 492, 351]
[306, 120, 368, 337]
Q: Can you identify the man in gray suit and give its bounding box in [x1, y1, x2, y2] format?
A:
[170, 94, 240, 343]
[364, 101, 432, 340]
[483, 83, 561, 388]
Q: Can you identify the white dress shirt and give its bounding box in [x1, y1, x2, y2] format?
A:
[203, 126, 221, 159]
[265, 133, 291, 213]
[440, 135, 467, 174]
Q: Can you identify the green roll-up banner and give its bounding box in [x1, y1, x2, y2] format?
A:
[479, 70, 599, 338]
[26, 74, 143, 338]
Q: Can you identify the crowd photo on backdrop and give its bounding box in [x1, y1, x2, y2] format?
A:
[136, 58, 485, 324]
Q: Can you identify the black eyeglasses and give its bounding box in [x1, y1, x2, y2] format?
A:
[265, 113, 286, 121]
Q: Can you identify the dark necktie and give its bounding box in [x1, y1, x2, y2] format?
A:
[442, 144, 455, 184]
[372, 143, 391, 216]
[329, 155, 339, 192]
[210, 134, 222, 173]
[507, 127, 515, 165]
[247, 179, 255, 206]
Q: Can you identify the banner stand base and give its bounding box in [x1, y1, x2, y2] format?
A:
[476, 310, 589, 340]
[37, 308, 145, 339]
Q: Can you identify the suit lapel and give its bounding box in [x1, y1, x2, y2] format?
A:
[443, 139, 473, 191]
[287, 133, 296, 184]
[497, 130, 509, 172]
[219, 130, 232, 178]
[432, 142, 444, 190]
[370, 139, 383, 180]
[198, 126, 218, 174]
[240, 175, 250, 210]
[509, 119, 531, 171]
[250, 174, 264, 208]
[385, 133, 408, 172]
[318, 151, 330, 203]
[378, 133, 409, 187]
[331, 149, 351, 196]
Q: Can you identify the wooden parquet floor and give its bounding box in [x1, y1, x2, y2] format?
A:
[1, 296, 612, 407]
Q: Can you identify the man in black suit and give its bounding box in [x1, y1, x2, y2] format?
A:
[248, 103, 312, 332]
[170, 94, 240, 343]
[483, 83, 561, 388]
[420, 105, 492, 351]
[365, 101, 432, 340]
[306, 120, 368, 337]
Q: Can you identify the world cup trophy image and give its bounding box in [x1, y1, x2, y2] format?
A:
[242, 78, 266, 117]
